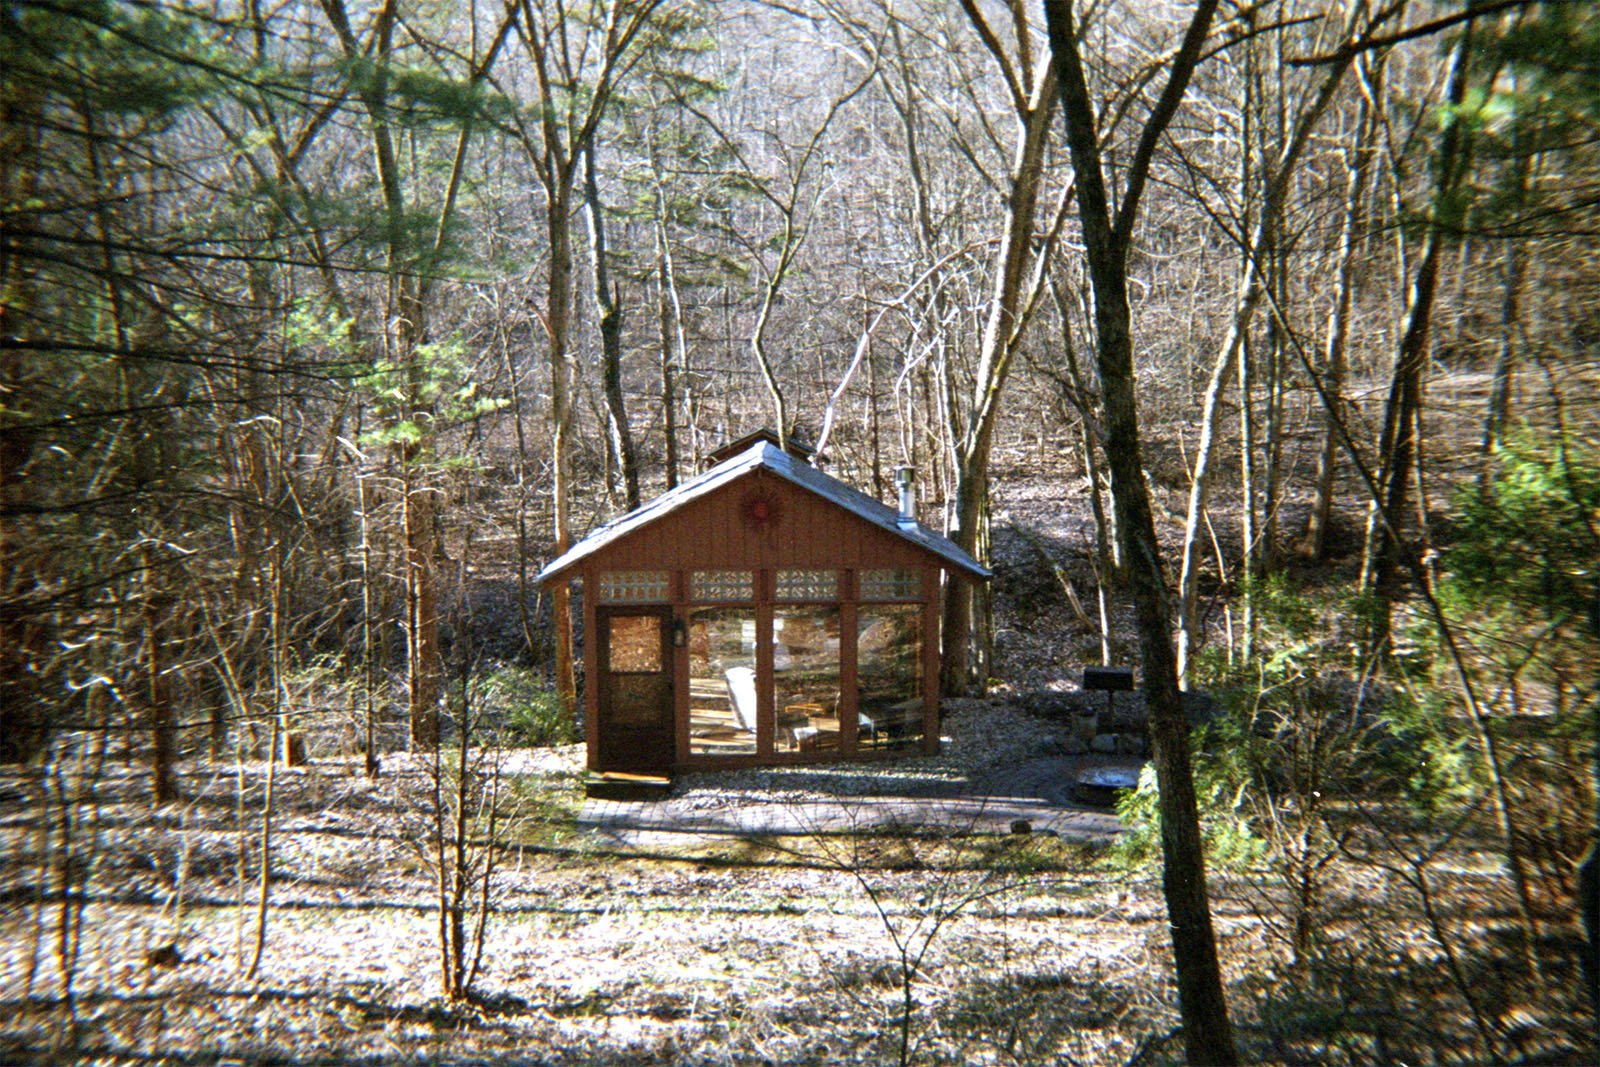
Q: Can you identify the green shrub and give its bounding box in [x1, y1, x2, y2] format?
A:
[1435, 433, 1599, 711]
[1112, 757, 1267, 870]
[478, 666, 577, 748]
[1112, 577, 1471, 872]
[1445, 435, 1599, 626]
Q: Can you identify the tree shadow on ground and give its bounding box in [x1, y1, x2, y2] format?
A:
[937, 965, 1170, 1065]
[1240, 927, 1597, 1066]
[1, 984, 661, 1067]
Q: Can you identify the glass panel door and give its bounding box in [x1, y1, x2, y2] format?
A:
[687, 607, 758, 756]
[596, 606, 674, 770]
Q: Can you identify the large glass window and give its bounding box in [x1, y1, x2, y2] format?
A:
[856, 604, 923, 750]
[773, 606, 842, 755]
[688, 607, 757, 755]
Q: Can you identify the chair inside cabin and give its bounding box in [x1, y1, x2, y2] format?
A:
[724, 665, 882, 752]
[723, 667, 757, 736]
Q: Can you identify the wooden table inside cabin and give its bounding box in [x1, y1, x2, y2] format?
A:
[780, 704, 841, 751]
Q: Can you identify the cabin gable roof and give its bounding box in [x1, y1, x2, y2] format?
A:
[537, 443, 990, 583]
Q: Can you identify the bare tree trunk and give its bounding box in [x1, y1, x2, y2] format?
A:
[1302, 63, 1379, 559]
[512, 0, 670, 718]
[143, 548, 180, 805]
[1039, 275, 1117, 648]
[1238, 325, 1260, 661]
[658, 258, 680, 491]
[1177, 289, 1256, 684]
[43, 725, 106, 1048]
[449, 669, 472, 996]
[357, 456, 380, 777]
[0, 36, 44, 764]
[1479, 240, 1524, 467]
[1261, 248, 1288, 574]
[1044, 2, 1238, 1061]
[1258, 29, 1292, 578]
[245, 544, 287, 980]
[548, 185, 579, 720]
[1173, 0, 1365, 682]
[322, 0, 514, 749]
[585, 141, 639, 511]
[1236, 16, 1262, 663]
[943, 33, 1057, 695]
[1479, 136, 1533, 477]
[403, 454, 442, 748]
[750, 274, 791, 449]
[1361, 28, 1476, 646]
[497, 308, 540, 662]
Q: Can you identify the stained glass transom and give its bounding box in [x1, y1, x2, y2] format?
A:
[691, 570, 754, 602]
[597, 570, 669, 604]
[776, 569, 837, 601]
[860, 568, 921, 601]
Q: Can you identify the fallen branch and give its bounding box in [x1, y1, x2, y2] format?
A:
[1012, 524, 1095, 631]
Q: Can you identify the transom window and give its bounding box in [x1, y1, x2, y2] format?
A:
[598, 570, 669, 604]
[775, 569, 838, 601]
[860, 568, 921, 601]
[691, 570, 754, 602]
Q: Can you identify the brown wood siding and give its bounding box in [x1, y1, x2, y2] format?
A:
[921, 563, 941, 754]
[580, 471, 937, 575]
[581, 570, 600, 772]
[672, 607, 690, 767]
[839, 593, 859, 752]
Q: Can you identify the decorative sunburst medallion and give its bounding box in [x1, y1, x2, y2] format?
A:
[740, 490, 780, 529]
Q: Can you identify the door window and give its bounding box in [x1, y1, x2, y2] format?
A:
[607, 615, 663, 673]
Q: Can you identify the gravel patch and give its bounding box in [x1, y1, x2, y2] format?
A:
[677, 697, 1049, 798]
[577, 698, 1130, 843]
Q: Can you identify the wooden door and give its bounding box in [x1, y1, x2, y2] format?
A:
[596, 606, 675, 771]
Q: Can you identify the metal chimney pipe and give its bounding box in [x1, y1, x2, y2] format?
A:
[893, 465, 917, 528]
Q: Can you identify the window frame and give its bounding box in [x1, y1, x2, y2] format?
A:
[689, 569, 756, 604]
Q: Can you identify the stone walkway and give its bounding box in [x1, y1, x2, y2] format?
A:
[577, 755, 1132, 849]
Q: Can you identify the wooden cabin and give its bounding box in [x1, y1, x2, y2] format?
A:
[538, 441, 990, 773]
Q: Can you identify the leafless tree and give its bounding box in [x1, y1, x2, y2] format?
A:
[1043, 0, 1238, 1059]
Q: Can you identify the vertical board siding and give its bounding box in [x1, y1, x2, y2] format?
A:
[582, 472, 933, 574]
[922, 564, 941, 755]
[581, 571, 601, 772]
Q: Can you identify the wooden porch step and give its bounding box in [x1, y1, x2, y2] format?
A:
[585, 771, 674, 801]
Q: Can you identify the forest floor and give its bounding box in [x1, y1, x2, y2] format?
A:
[3, 368, 1596, 1064]
[1, 696, 1590, 1065]
[0, 713, 1212, 1067]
